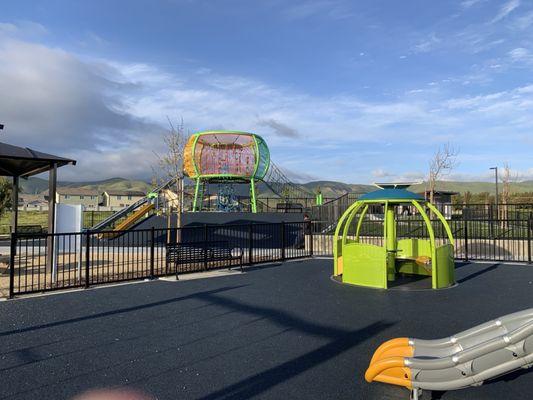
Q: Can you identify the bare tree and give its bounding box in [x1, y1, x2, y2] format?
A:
[499, 163, 519, 220]
[153, 117, 189, 231]
[427, 143, 459, 204]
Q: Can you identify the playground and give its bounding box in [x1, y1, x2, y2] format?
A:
[1, 134, 532, 400]
[1, 258, 531, 400]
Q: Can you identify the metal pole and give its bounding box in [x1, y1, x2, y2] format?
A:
[11, 176, 19, 234]
[9, 232, 16, 298]
[203, 224, 208, 270]
[464, 213, 469, 262]
[85, 230, 91, 288]
[248, 223, 253, 265]
[527, 217, 531, 264]
[46, 163, 57, 274]
[150, 227, 155, 279]
[280, 221, 286, 261]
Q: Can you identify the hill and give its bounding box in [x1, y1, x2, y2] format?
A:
[17, 177, 533, 198]
[20, 177, 152, 194]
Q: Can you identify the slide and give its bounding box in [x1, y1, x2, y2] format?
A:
[365, 308, 533, 399]
[100, 203, 155, 238]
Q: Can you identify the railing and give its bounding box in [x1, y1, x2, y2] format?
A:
[310, 218, 533, 264]
[7, 221, 311, 297]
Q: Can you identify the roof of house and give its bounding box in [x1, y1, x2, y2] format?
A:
[103, 190, 146, 197]
[421, 190, 459, 196]
[56, 187, 100, 196]
[0, 142, 76, 177]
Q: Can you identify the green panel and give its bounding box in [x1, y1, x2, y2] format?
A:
[343, 243, 387, 289]
[397, 238, 432, 258]
[435, 244, 455, 288]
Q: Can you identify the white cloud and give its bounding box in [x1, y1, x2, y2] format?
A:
[413, 33, 441, 53]
[2, 22, 533, 182]
[491, 0, 520, 23]
[460, 0, 485, 8]
[281, 1, 354, 21]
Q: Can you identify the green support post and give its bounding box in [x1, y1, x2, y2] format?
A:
[385, 202, 396, 282]
[250, 179, 257, 213]
[192, 178, 201, 212]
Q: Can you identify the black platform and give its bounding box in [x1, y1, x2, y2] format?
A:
[0, 260, 531, 400]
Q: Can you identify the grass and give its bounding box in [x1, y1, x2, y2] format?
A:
[0, 211, 115, 234]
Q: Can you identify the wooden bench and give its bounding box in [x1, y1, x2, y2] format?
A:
[165, 240, 243, 278]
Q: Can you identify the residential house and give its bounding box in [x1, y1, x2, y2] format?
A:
[421, 190, 459, 218]
[54, 188, 101, 210]
[101, 190, 146, 209]
[19, 194, 48, 211]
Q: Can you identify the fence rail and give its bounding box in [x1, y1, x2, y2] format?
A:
[5, 216, 533, 298]
[7, 221, 310, 297]
[311, 218, 533, 264]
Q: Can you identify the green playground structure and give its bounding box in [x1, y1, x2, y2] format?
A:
[333, 183, 455, 289]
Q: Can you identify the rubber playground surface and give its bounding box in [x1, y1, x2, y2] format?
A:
[0, 259, 532, 400]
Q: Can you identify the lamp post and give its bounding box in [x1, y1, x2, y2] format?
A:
[490, 167, 498, 219]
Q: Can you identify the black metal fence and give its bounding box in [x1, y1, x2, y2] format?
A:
[8, 221, 311, 297]
[311, 218, 533, 264]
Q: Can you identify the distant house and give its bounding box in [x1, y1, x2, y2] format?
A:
[19, 194, 48, 210]
[101, 190, 145, 208]
[54, 188, 101, 209]
[420, 190, 459, 218]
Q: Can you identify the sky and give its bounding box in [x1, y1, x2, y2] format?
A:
[1, 0, 533, 183]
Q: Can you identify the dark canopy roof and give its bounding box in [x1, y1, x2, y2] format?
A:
[0, 142, 76, 177]
[359, 188, 425, 201]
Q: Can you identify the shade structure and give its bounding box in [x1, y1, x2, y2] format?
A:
[333, 187, 455, 289]
[183, 131, 270, 213]
[0, 142, 76, 178]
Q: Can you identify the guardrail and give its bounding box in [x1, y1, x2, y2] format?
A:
[6, 221, 311, 297]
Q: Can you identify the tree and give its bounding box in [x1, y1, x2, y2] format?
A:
[0, 178, 12, 217]
[153, 117, 189, 231]
[499, 163, 519, 220]
[427, 143, 459, 205]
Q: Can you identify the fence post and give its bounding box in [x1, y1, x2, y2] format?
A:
[248, 223, 253, 265]
[85, 230, 91, 289]
[204, 224, 208, 271]
[280, 221, 286, 261]
[527, 218, 531, 264]
[309, 220, 314, 257]
[463, 214, 469, 262]
[150, 227, 155, 279]
[9, 232, 16, 298]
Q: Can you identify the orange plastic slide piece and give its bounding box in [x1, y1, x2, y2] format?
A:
[365, 338, 413, 389]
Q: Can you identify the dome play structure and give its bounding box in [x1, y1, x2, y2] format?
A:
[184, 131, 270, 212]
[183, 130, 315, 213]
[333, 183, 455, 289]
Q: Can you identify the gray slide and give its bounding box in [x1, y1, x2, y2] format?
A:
[365, 308, 533, 399]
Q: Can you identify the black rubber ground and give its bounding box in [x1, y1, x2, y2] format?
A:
[0, 260, 531, 400]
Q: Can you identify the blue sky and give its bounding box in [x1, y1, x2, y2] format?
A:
[1, 0, 533, 183]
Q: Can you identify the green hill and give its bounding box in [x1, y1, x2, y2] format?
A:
[18, 177, 533, 198]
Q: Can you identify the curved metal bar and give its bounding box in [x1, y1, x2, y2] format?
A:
[355, 204, 369, 241]
[333, 200, 363, 275]
[411, 200, 437, 288]
[426, 202, 455, 245]
[341, 202, 364, 246]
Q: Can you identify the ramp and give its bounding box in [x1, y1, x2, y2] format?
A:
[365, 308, 533, 398]
[100, 203, 155, 238]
